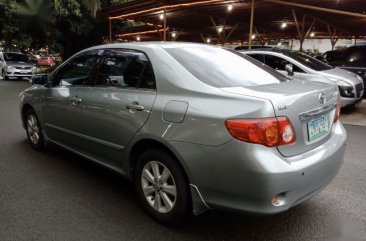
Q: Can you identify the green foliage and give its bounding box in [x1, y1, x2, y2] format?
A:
[0, 0, 18, 42]
[0, 0, 137, 57]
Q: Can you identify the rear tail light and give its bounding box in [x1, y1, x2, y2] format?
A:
[334, 97, 341, 123]
[225, 117, 296, 147]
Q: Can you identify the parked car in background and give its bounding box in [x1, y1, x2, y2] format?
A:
[37, 56, 55, 67]
[241, 48, 364, 108]
[21, 43, 346, 223]
[322, 50, 345, 63]
[0, 52, 36, 80]
[50, 53, 62, 63]
[326, 46, 366, 97]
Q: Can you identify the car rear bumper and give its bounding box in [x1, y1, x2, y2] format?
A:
[170, 121, 346, 215]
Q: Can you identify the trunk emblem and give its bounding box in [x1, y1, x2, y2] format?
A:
[319, 93, 326, 104]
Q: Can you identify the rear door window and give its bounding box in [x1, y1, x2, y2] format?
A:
[95, 49, 156, 89]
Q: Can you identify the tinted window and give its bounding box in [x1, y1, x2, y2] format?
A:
[324, 51, 345, 62]
[55, 53, 100, 86]
[264, 55, 304, 72]
[284, 51, 333, 71]
[95, 50, 155, 89]
[248, 54, 265, 63]
[165, 46, 286, 88]
[3, 53, 30, 62]
[343, 47, 366, 63]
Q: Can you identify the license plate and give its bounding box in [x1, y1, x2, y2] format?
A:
[307, 115, 329, 142]
[20, 71, 28, 74]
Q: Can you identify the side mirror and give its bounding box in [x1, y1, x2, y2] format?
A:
[31, 74, 48, 85]
[285, 64, 294, 76]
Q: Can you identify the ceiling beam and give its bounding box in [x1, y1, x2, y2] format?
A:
[264, 0, 366, 18]
[109, 0, 237, 20]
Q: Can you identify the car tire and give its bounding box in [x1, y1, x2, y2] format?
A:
[342, 104, 356, 113]
[135, 149, 190, 224]
[2, 71, 8, 80]
[25, 109, 46, 150]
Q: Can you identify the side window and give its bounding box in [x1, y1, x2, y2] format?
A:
[346, 49, 366, 63]
[95, 50, 155, 89]
[139, 63, 156, 89]
[55, 53, 100, 86]
[265, 55, 304, 73]
[248, 54, 265, 63]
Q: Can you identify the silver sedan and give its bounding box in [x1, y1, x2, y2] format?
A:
[19, 43, 346, 223]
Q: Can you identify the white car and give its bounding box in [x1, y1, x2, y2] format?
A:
[241, 49, 364, 108]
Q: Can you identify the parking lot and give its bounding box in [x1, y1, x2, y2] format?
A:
[0, 78, 365, 241]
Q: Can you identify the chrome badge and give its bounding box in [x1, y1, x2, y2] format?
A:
[319, 93, 326, 104]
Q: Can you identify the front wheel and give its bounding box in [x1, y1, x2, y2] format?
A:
[2, 70, 8, 80]
[135, 149, 190, 224]
[25, 109, 46, 150]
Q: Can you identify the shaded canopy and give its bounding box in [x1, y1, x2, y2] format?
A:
[102, 0, 366, 44]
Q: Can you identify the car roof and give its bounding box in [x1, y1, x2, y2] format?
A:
[239, 47, 295, 53]
[87, 42, 213, 51]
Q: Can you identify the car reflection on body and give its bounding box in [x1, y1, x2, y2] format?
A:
[20, 43, 346, 223]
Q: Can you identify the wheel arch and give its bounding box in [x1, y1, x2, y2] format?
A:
[126, 137, 211, 215]
[127, 137, 192, 184]
[21, 103, 35, 128]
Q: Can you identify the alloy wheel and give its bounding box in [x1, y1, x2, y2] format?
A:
[27, 114, 40, 145]
[141, 161, 177, 213]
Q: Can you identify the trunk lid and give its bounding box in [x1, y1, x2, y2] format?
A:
[221, 79, 339, 157]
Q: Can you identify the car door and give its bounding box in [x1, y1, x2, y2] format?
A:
[42, 51, 102, 151]
[80, 49, 157, 167]
[263, 54, 306, 79]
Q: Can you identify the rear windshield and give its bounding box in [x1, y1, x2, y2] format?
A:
[165, 46, 287, 88]
[284, 51, 333, 71]
[3, 53, 30, 62]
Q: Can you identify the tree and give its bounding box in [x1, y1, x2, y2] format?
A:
[2, 0, 136, 57]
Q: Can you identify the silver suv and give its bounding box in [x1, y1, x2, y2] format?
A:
[0, 52, 36, 80]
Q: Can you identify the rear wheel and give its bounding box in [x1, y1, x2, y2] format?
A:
[25, 109, 46, 150]
[135, 149, 190, 224]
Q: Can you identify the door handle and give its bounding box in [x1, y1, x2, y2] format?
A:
[126, 103, 144, 111]
[70, 96, 82, 105]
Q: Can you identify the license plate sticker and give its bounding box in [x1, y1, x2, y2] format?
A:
[307, 115, 329, 142]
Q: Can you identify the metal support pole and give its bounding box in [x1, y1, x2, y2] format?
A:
[109, 18, 112, 43]
[290, 38, 294, 50]
[163, 9, 167, 41]
[248, 0, 255, 49]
